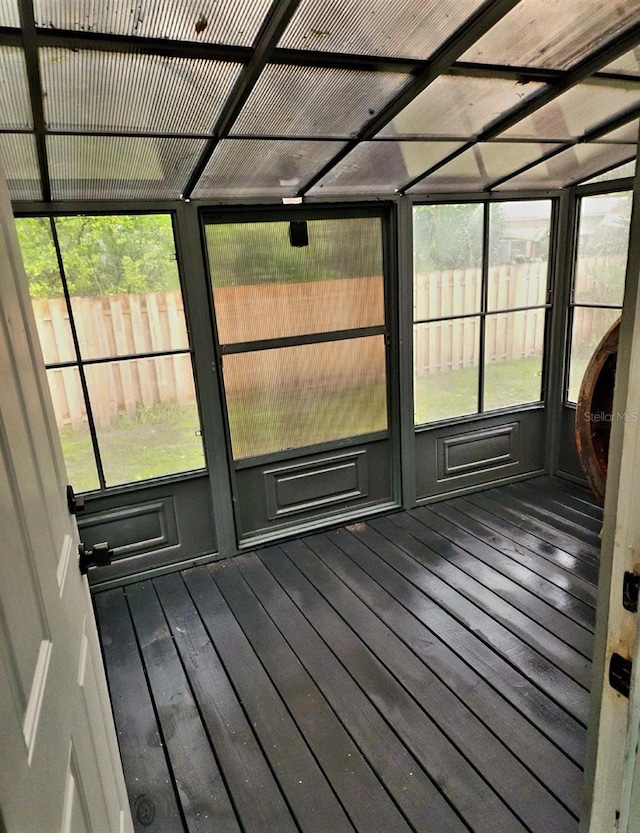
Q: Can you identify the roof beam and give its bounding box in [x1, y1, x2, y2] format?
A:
[483, 104, 640, 191]
[181, 0, 302, 199]
[398, 20, 640, 194]
[17, 0, 50, 201]
[296, 0, 522, 196]
[30, 27, 252, 63]
[5, 23, 639, 87]
[565, 155, 637, 189]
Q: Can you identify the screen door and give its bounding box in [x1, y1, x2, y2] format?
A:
[203, 210, 395, 540]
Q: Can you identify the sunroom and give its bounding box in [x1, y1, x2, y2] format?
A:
[2, 2, 640, 832]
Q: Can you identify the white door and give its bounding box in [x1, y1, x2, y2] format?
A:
[581, 147, 640, 832]
[0, 166, 132, 833]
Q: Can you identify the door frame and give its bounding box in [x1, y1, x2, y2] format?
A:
[0, 164, 132, 832]
[198, 201, 402, 548]
[580, 146, 640, 832]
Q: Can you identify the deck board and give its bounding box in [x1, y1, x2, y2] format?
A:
[153, 572, 299, 833]
[95, 476, 600, 833]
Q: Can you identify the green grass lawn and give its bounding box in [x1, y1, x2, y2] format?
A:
[226, 382, 387, 459]
[414, 357, 543, 424]
[60, 402, 205, 491]
[60, 385, 388, 490]
[61, 360, 547, 492]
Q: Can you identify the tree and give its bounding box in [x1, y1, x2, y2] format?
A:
[16, 214, 180, 299]
[413, 203, 485, 272]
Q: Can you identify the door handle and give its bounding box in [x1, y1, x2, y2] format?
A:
[66, 484, 85, 515]
[78, 542, 113, 575]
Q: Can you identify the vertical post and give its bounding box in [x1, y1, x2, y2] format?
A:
[173, 201, 238, 557]
[545, 190, 576, 474]
[581, 143, 640, 832]
[397, 196, 416, 509]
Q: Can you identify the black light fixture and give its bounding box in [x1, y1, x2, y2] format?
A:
[289, 220, 309, 248]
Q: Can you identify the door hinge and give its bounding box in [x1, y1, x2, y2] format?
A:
[609, 652, 632, 698]
[623, 571, 640, 612]
[66, 484, 85, 515]
[78, 542, 113, 575]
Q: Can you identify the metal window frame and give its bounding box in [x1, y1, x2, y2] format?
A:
[562, 185, 633, 408]
[410, 194, 558, 429]
[15, 206, 208, 494]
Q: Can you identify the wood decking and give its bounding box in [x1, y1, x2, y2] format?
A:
[94, 476, 601, 833]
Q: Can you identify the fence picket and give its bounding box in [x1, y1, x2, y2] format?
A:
[34, 264, 559, 431]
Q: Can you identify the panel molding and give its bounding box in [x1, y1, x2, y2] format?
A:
[57, 533, 74, 596]
[22, 638, 52, 765]
[416, 410, 545, 499]
[264, 450, 369, 520]
[78, 498, 177, 560]
[438, 422, 519, 480]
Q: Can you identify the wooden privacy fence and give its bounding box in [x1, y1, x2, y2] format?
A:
[33, 291, 195, 430]
[33, 260, 612, 430]
[414, 260, 548, 376]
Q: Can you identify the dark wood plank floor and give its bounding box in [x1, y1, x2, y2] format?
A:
[95, 475, 601, 833]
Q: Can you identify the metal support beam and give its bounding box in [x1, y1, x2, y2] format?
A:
[181, 0, 303, 199]
[297, 0, 522, 195]
[484, 103, 640, 191]
[398, 21, 640, 194]
[17, 0, 50, 201]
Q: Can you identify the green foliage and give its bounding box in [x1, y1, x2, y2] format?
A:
[413, 203, 485, 272]
[16, 214, 180, 299]
[578, 192, 632, 259]
[16, 217, 64, 298]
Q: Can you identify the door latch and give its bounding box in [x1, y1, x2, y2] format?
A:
[66, 484, 85, 515]
[78, 542, 113, 575]
[609, 652, 632, 698]
[623, 571, 640, 613]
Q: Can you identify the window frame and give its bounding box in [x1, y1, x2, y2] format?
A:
[411, 196, 557, 428]
[16, 208, 207, 493]
[564, 185, 633, 406]
[200, 203, 394, 464]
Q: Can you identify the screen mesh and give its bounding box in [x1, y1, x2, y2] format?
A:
[222, 336, 387, 459]
[484, 310, 545, 410]
[413, 203, 483, 320]
[53, 215, 188, 360]
[488, 201, 551, 311]
[413, 320, 480, 424]
[574, 193, 632, 307]
[567, 308, 621, 403]
[207, 218, 384, 344]
[46, 367, 100, 492]
[15, 217, 77, 364]
[84, 356, 204, 485]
